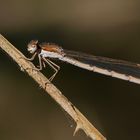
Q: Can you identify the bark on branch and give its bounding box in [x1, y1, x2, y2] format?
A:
[0, 34, 106, 140]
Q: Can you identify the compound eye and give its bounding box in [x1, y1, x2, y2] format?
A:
[32, 44, 36, 48]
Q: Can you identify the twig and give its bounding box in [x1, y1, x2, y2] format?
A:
[0, 34, 106, 140]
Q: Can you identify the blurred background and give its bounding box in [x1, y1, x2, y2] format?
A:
[0, 0, 140, 140]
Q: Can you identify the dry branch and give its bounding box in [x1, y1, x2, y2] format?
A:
[0, 34, 106, 140]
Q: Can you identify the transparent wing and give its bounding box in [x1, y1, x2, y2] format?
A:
[64, 49, 140, 78]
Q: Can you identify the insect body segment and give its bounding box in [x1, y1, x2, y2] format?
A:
[40, 43, 65, 59]
[27, 40, 39, 54]
[26, 40, 63, 81]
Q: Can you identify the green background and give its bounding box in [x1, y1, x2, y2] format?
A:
[0, 0, 140, 140]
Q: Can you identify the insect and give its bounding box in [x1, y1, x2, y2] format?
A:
[26, 40, 140, 84]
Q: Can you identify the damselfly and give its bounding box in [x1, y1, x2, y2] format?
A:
[25, 40, 140, 84]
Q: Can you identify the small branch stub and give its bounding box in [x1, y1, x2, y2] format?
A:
[0, 34, 106, 140]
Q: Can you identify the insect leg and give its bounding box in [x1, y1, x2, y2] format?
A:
[36, 54, 43, 70]
[42, 57, 60, 81]
[25, 52, 37, 61]
[47, 59, 60, 70]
